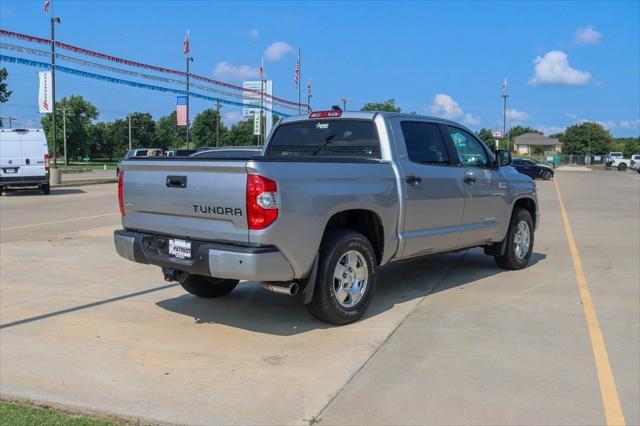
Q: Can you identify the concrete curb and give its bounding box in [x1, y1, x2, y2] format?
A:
[52, 179, 117, 188]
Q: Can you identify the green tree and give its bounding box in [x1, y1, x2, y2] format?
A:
[223, 119, 256, 146]
[560, 122, 613, 155]
[614, 137, 640, 157]
[0, 67, 11, 104]
[87, 122, 112, 159]
[41, 96, 98, 159]
[127, 112, 156, 149]
[360, 99, 401, 112]
[508, 125, 542, 140]
[476, 128, 495, 145]
[155, 111, 187, 150]
[105, 118, 129, 159]
[191, 108, 227, 147]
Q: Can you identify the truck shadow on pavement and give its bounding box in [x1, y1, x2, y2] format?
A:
[156, 248, 546, 336]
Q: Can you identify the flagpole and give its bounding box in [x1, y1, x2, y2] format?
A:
[298, 48, 301, 114]
[502, 78, 508, 150]
[186, 56, 192, 148]
[49, 0, 60, 168]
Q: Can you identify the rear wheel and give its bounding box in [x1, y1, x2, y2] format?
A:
[307, 229, 377, 325]
[179, 274, 239, 298]
[41, 183, 50, 195]
[617, 163, 627, 171]
[495, 208, 534, 270]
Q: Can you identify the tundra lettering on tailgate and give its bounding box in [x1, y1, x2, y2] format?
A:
[192, 204, 243, 216]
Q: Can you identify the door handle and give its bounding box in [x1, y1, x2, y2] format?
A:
[463, 175, 476, 184]
[166, 175, 187, 188]
[405, 175, 422, 185]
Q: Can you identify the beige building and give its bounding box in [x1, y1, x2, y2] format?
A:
[513, 133, 562, 155]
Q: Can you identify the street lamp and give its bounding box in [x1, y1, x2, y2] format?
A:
[50, 16, 61, 168]
[186, 56, 193, 148]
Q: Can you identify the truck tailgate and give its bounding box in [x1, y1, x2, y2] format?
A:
[120, 160, 249, 243]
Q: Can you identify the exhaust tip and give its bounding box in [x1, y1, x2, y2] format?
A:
[289, 283, 299, 296]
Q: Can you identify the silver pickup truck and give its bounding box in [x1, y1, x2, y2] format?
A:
[114, 111, 539, 324]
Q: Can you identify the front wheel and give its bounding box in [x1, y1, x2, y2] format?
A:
[179, 274, 239, 298]
[542, 170, 552, 180]
[307, 230, 377, 325]
[617, 163, 627, 171]
[495, 208, 534, 270]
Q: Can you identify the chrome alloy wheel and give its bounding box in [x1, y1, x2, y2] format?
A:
[513, 220, 531, 260]
[333, 250, 368, 308]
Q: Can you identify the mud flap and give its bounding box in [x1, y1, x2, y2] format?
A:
[302, 254, 319, 304]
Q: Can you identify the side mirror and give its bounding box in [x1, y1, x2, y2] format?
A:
[496, 149, 512, 167]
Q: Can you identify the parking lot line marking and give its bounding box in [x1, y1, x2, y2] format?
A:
[0, 283, 179, 330]
[554, 179, 626, 426]
[0, 212, 119, 231]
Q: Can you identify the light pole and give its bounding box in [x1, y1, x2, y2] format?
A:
[215, 99, 221, 147]
[50, 15, 61, 167]
[340, 97, 349, 111]
[128, 113, 132, 151]
[62, 105, 67, 168]
[186, 56, 193, 149]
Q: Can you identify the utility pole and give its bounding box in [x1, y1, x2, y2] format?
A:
[186, 56, 193, 149]
[340, 97, 349, 111]
[62, 106, 67, 168]
[0, 115, 17, 128]
[215, 99, 221, 147]
[128, 114, 132, 151]
[502, 78, 509, 151]
[50, 12, 61, 167]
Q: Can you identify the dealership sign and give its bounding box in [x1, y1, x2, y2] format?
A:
[38, 71, 53, 113]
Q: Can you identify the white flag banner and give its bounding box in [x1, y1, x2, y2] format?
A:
[38, 71, 53, 113]
[253, 111, 261, 136]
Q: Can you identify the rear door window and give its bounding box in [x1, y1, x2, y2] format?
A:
[267, 119, 380, 158]
[400, 122, 450, 165]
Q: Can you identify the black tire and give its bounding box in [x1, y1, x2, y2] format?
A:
[495, 208, 534, 270]
[0, 186, 5, 195]
[542, 171, 552, 180]
[307, 229, 377, 325]
[41, 183, 51, 195]
[617, 163, 627, 171]
[179, 274, 239, 298]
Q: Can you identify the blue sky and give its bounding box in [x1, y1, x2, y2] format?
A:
[1, 0, 638, 136]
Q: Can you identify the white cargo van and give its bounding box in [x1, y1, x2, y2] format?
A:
[0, 128, 50, 195]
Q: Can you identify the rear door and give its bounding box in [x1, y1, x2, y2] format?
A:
[391, 119, 466, 256]
[19, 131, 48, 180]
[121, 160, 249, 244]
[444, 126, 506, 246]
[0, 130, 23, 180]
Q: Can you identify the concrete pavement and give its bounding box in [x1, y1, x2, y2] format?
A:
[0, 172, 638, 425]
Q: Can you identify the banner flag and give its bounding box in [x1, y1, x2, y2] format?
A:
[38, 71, 53, 113]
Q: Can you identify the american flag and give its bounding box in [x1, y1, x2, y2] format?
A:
[183, 31, 190, 55]
[502, 77, 508, 95]
[258, 59, 264, 80]
[307, 79, 311, 95]
[176, 96, 187, 126]
[294, 57, 300, 87]
[44, 0, 49, 13]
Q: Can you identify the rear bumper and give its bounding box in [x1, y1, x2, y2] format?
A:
[114, 229, 295, 282]
[0, 175, 49, 186]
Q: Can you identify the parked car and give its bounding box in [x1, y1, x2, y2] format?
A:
[117, 148, 164, 174]
[511, 157, 554, 180]
[0, 128, 50, 195]
[630, 154, 640, 173]
[114, 111, 539, 324]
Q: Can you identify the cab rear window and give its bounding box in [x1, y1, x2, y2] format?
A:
[267, 120, 380, 158]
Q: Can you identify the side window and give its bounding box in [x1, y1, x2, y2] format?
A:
[400, 122, 450, 165]
[447, 126, 489, 168]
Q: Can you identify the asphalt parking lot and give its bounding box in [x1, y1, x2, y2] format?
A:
[1, 170, 638, 425]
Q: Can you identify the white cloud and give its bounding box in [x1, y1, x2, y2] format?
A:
[429, 94, 463, 119]
[619, 119, 640, 130]
[212, 62, 259, 81]
[505, 109, 530, 121]
[264, 41, 293, 61]
[428, 94, 480, 125]
[248, 28, 259, 38]
[574, 26, 601, 45]
[528, 51, 591, 86]
[223, 110, 244, 126]
[463, 113, 481, 125]
[535, 125, 566, 136]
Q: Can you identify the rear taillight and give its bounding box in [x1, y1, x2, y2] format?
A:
[118, 170, 125, 216]
[309, 110, 342, 118]
[246, 174, 278, 230]
[44, 154, 49, 172]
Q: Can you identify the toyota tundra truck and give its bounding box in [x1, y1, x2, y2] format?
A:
[114, 111, 539, 324]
